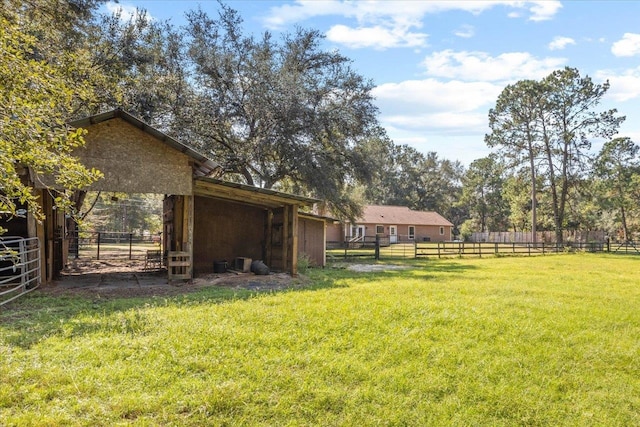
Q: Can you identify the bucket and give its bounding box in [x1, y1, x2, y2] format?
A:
[213, 260, 227, 273]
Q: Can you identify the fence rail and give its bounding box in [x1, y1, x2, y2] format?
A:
[0, 236, 40, 306]
[327, 238, 616, 261]
[71, 231, 162, 261]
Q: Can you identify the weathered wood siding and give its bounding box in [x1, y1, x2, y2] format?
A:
[298, 217, 326, 267]
[73, 118, 193, 194]
[192, 196, 266, 275]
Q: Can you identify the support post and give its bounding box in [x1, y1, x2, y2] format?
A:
[291, 205, 299, 276]
[265, 209, 273, 266]
[183, 195, 194, 279]
[282, 205, 289, 273]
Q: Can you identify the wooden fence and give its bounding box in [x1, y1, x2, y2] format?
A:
[470, 230, 606, 243]
[326, 238, 629, 261]
[70, 231, 162, 260]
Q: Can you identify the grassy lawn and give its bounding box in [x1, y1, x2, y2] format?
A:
[1, 254, 639, 425]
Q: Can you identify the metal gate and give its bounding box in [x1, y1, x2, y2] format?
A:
[0, 236, 41, 306]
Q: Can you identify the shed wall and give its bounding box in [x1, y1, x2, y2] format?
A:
[298, 217, 325, 267]
[193, 196, 266, 275]
[73, 118, 193, 194]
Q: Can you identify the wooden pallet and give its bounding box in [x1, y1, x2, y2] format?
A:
[167, 251, 191, 282]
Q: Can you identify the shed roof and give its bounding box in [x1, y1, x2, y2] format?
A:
[194, 177, 319, 209]
[359, 205, 453, 226]
[69, 108, 219, 177]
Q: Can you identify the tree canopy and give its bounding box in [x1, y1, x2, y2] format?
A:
[486, 67, 625, 242]
[4, 0, 640, 242]
[162, 5, 380, 218]
[0, 12, 102, 229]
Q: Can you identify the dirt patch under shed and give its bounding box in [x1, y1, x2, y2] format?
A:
[38, 258, 308, 299]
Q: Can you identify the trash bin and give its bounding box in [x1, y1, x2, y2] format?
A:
[213, 260, 227, 273]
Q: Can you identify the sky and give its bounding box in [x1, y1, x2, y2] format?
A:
[105, 1, 640, 166]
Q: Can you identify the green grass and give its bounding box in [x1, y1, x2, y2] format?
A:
[1, 254, 640, 425]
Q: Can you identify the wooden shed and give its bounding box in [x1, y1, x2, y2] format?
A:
[4, 109, 320, 282]
[188, 178, 319, 275]
[298, 213, 332, 267]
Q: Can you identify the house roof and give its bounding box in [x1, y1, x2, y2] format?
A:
[359, 205, 453, 226]
[69, 108, 219, 177]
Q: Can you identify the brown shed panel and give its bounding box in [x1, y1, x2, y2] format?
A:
[192, 196, 266, 275]
[298, 216, 326, 267]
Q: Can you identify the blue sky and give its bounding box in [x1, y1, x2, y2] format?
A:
[107, 1, 640, 166]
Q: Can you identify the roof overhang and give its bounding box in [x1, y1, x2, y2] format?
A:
[299, 212, 339, 223]
[194, 177, 319, 209]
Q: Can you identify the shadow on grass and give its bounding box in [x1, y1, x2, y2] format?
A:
[1, 259, 476, 349]
[1, 272, 347, 349]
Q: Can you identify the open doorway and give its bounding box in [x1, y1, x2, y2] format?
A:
[63, 191, 164, 276]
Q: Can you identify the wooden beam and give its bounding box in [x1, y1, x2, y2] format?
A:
[183, 195, 194, 279]
[265, 209, 273, 267]
[193, 180, 310, 208]
[322, 217, 327, 268]
[193, 182, 284, 207]
[32, 189, 46, 284]
[291, 205, 298, 276]
[174, 196, 184, 251]
[282, 205, 289, 274]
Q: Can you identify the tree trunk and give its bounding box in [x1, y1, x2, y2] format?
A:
[621, 205, 629, 241]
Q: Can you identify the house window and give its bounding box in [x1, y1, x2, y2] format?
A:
[408, 226, 415, 240]
[439, 226, 445, 235]
[376, 225, 384, 235]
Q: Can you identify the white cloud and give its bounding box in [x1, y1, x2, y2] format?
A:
[326, 24, 427, 49]
[372, 79, 502, 114]
[548, 36, 576, 51]
[454, 25, 475, 38]
[611, 33, 640, 57]
[421, 50, 566, 82]
[383, 112, 488, 132]
[262, 0, 349, 29]
[527, 1, 563, 21]
[597, 67, 640, 102]
[262, 1, 562, 50]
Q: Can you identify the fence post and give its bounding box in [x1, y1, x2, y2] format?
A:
[528, 242, 531, 256]
[344, 240, 347, 259]
[437, 242, 441, 259]
[129, 233, 133, 260]
[375, 235, 380, 260]
[414, 241, 417, 259]
[495, 242, 498, 255]
[97, 232, 101, 260]
[19, 239, 26, 292]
